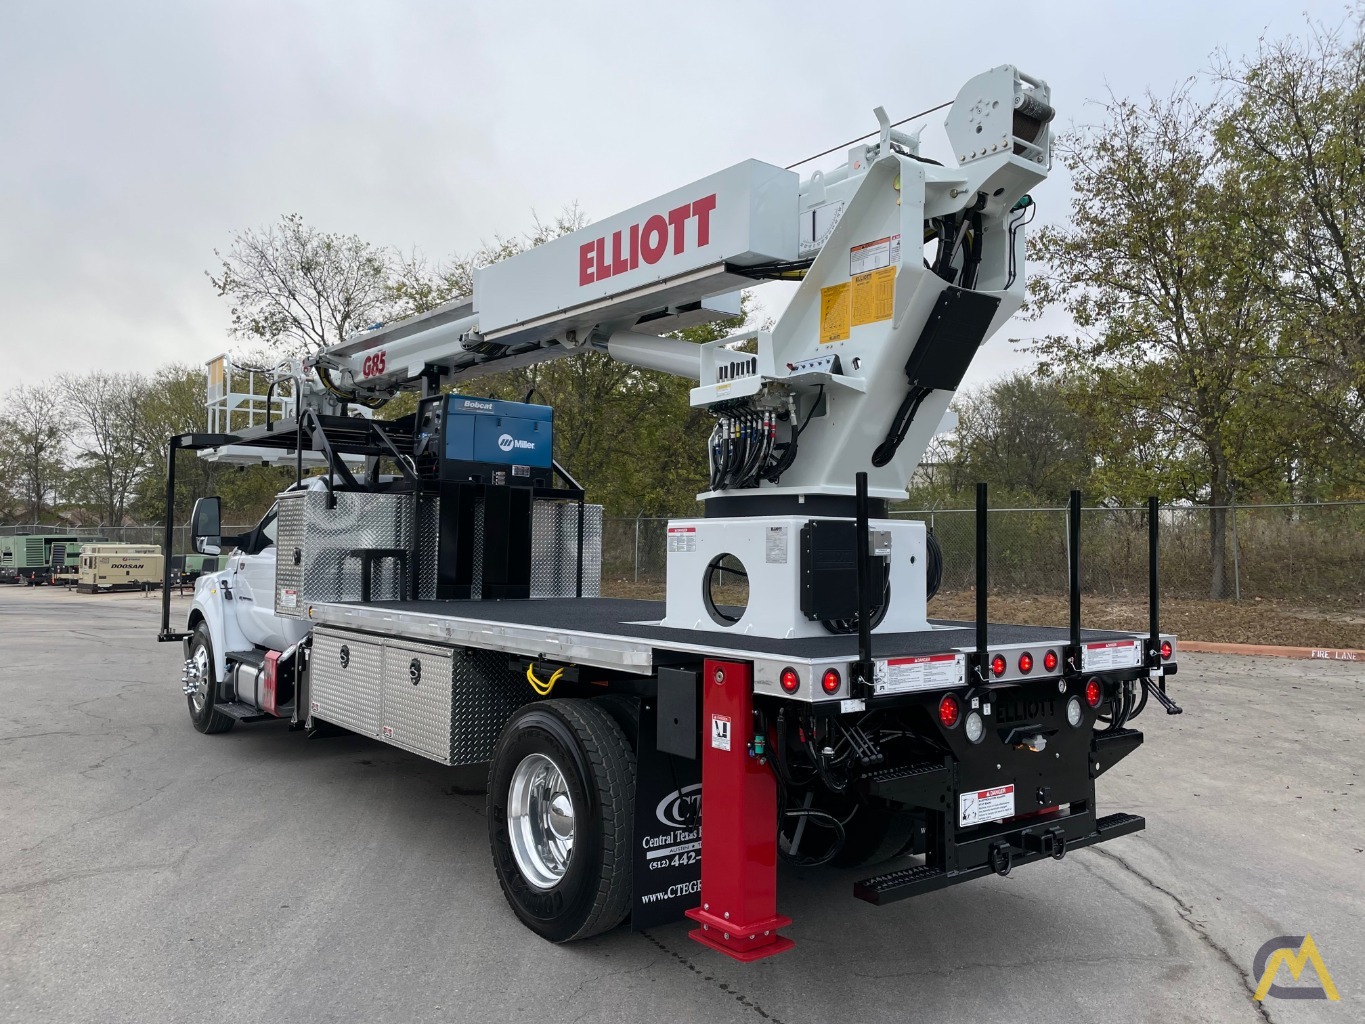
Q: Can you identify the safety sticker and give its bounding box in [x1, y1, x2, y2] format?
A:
[959, 784, 1014, 826]
[873, 652, 965, 694]
[1082, 639, 1140, 672]
[667, 526, 697, 553]
[381, 726, 394, 739]
[819, 282, 850, 343]
[710, 714, 732, 752]
[278, 587, 298, 609]
[849, 234, 901, 275]
[765, 525, 788, 564]
[851, 265, 896, 326]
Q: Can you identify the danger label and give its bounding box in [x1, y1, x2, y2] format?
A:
[960, 784, 1014, 826]
[667, 526, 697, 553]
[710, 714, 732, 752]
[849, 234, 901, 275]
[874, 653, 964, 695]
[1082, 639, 1140, 672]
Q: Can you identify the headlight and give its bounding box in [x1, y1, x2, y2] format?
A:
[1066, 696, 1083, 727]
[964, 710, 985, 743]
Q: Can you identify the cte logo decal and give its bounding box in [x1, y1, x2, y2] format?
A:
[579, 194, 718, 286]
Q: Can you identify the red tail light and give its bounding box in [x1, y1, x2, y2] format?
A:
[1043, 649, 1058, 672]
[780, 667, 800, 693]
[1018, 652, 1034, 674]
[821, 668, 841, 695]
[1084, 678, 1103, 708]
[938, 693, 961, 728]
[1160, 640, 1173, 660]
[990, 655, 1006, 677]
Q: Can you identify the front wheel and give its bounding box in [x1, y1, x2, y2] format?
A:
[487, 699, 635, 942]
[185, 623, 234, 734]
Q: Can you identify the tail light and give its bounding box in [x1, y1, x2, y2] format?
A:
[1084, 678, 1103, 708]
[938, 693, 961, 728]
[1043, 649, 1059, 672]
[1018, 652, 1034, 674]
[821, 668, 841, 695]
[1160, 640, 1173, 660]
[990, 654, 1006, 677]
[780, 667, 800, 694]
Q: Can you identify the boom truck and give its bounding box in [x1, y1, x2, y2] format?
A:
[157, 66, 1182, 960]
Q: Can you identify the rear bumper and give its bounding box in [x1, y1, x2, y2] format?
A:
[854, 811, 1144, 905]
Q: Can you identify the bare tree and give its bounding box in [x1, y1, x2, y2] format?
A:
[207, 213, 395, 355]
[58, 371, 152, 525]
[0, 384, 69, 522]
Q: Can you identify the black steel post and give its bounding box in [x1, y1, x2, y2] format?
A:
[975, 482, 988, 681]
[1147, 495, 1160, 664]
[158, 436, 180, 641]
[575, 495, 585, 599]
[855, 472, 873, 691]
[1069, 489, 1082, 656]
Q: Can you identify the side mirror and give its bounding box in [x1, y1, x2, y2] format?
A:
[190, 496, 222, 556]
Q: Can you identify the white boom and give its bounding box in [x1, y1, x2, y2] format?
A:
[218, 65, 1050, 516]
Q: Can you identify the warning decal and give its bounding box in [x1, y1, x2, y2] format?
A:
[874, 652, 965, 695]
[849, 234, 901, 275]
[1082, 639, 1140, 672]
[710, 714, 732, 751]
[819, 282, 850, 343]
[667, 526, 697, 553]
[851, 266, 896, 326]
[959, 784, 1015, 826]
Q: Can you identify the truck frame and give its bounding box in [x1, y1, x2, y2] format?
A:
[157, 66, 1181, 960]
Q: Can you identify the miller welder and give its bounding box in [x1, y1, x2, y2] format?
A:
[414, 394, 557, 600]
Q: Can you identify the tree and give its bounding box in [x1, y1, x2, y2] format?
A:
[58, 371, 153, 525]
[207, 213, 394, 355]
[1214, 14, 1365, 488]
[1029, 85, 1288, 598]
[0, 384, 69, 523]
[949, 372, 1095, 504]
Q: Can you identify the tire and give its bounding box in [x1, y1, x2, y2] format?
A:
[487, 699, 635, 942]
[591, 694, 640, 752]
[830, 803, 920, 868]
[185, 623, 234, 735]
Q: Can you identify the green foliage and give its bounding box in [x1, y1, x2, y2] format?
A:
[1213, 16, 1365, 489]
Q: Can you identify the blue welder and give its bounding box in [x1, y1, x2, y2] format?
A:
[412, 394, 560, 599]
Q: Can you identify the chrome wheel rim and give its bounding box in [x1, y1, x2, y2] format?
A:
[507, 752, 575, 889]
[186, 645, 211, 713]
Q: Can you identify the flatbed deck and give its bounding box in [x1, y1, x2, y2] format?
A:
[311, 598, 1155, 687]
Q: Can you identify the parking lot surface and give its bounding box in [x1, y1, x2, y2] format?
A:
[1, 586, 1360, 1023]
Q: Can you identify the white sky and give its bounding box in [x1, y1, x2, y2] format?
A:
[0, 0, 1343, 392]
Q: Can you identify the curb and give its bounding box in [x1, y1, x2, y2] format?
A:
[1178, 641, 1363, 663]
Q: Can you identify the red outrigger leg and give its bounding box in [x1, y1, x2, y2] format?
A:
[685, 659, 795, 961]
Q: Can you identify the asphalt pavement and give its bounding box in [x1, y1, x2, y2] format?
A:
[1, 586, 1360, 1024]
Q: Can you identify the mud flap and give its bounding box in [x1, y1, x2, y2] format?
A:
[631, 699, 703, 930]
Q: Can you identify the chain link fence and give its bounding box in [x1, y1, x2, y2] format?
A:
[6, 503, 1361, 605]
[600, 503, 1365, 604]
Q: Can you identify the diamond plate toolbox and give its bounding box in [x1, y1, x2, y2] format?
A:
[309, 626, 529, 765]
[275, 490, 432, 617]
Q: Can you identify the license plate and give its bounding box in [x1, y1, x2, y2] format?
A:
[959, 784, 1015, 826]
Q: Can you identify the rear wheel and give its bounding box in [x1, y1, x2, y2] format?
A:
[487, 699, 634, 942]
[185, 623, 234, 735]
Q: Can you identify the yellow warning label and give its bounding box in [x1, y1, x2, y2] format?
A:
[820, 282, 850, 343]
[851, 266, 896, 327]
